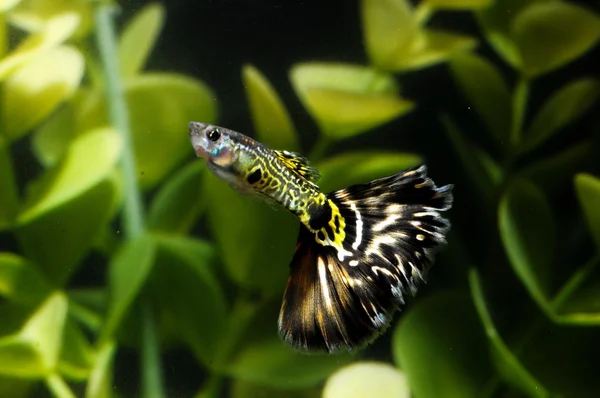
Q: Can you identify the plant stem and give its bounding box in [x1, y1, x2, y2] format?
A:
[414, 3, 433, 25]
[94, 5, 164, 398]
[551, 253, 600, 310]
[142, 301, 164, 398]
[94, 4, 145, 239]
[46, 374, 76, 398]
[509, 77, 529, 150]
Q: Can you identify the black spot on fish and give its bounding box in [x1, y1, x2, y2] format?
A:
[317, 230, 326, 241]
[247, 168, 262, 184]
[309, 202, 332, 231]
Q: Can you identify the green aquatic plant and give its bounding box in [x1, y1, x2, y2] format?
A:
[0, 0, 598, 397]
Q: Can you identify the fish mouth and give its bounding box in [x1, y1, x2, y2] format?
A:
[188, 121, 210, 159]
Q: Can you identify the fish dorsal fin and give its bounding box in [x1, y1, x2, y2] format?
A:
[274, 150, 321, 183]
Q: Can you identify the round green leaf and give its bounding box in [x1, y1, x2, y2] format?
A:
[100, 234, 156, 345]
[58, 319, 94, 380]
[147, 162, 205, 234]
[18, 128, 121, 224]
[393, 291, 493, 398]
[16, 293, 67, 376]
[242, 64, 298, 151]
[8, 0, 93, 37]
[1, 45, 84, 140]
[316, 151, 421, 193]
[391, 29, 477, 71]
[31, 102, 76, 167]
[0, 253, 51, 307]
[230, 379, 320, 398]
[0, 13, 79, 80]
[499, 179, 555, 312]
[424, 0, 491, 9]
[290, 63, 413, 140]
[0, 0, 22, 12]
[17, 179, 119, 285]
[79, 73, 217, 188]
[149, 235, 227, 366]
[513, 2, 600, 77]
[469, 269, 549, 397]
[84, 342, 115, 398]
[522, 78, 600, 153]
[475, 0, 537, 68]
[361, 0, 417, 69]
[118, 3, 165, 78]
[449, 53, 511, 147]
[519, 141, 590, 194]
[323, 362, 410, 398]
[441, 115, 500, 209]
[575, 173, 600, 249]
[203, 172, 296, 293]
[0, 338, 45, 378]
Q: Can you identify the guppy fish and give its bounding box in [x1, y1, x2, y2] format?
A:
[189, 122, 453, 354]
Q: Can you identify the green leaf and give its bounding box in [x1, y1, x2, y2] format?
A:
[85, 342, 115, 398]
[499, 179, 555, 313]
[0, 376, 31, 398]
[8, 0, 93, 38]
[316, 151, 421, 193]
[100, 235, 156, 345]
[519, 141, 590, 194]
[393, 291, 493, 398]
[323, 362, 410, 398]
[513, 2, 600, 77]
[225, 299, 353, 388]
[361, 0, 418, 69]
[149, 235, 227, 366]
[31, 101, 77, 167]
[118, 3, 165, 78]
[469, 269, 549, 397]
[58, 319, 94, 380]
[0, 0, 22, 12]
[441, 115, 500, 208]
[392, 29, 477, 71]
[147, 162, 205, 234]
[0, 292, 68, 378]
[424, 0, 491, 9]
[242, 64, 299, 151]
[19, 128, 121, 223]
[79, 73, 217, 188]
[575, 174, 600, 248]
[291, 63, 413, 140]
[522, 78, 600, 153]
[0, 253, 52, 307]
[1, 45, 84, 140]
[0, 13, 79, 80]
[230, 379, 320, 398]
[203, 172, 296, 293]
[16, 129, 121, 284]
[475, 0, 539, 68]
[449, 53, 512, 147]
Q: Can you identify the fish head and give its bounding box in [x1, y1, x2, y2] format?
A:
[188, 121, 242, 168]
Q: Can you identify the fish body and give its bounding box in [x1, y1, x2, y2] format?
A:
[189, 121, 453, 354]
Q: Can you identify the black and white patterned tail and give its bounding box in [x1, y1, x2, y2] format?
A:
[278, 165, 453, 353]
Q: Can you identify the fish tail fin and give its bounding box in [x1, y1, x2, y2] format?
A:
[278, 165, 453, 353]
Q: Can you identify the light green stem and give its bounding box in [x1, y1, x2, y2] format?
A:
[46, 374, 76, 398]
[510, 77, 529, 149]
[94, 4, 145, 239]
[94, 5, 164, 398]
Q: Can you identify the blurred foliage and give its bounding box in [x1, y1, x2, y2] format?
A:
[0, 0, 598, 397]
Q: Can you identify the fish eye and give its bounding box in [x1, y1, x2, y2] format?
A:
[207, 128, 221, 142]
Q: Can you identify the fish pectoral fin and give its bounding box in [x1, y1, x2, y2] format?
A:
[274, 150, 321, 183]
